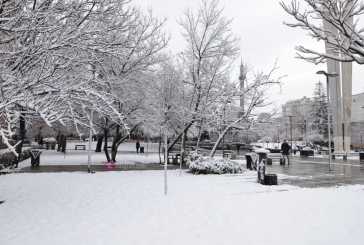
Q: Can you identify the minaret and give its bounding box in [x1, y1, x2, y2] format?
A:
[239, 60, 246, 117]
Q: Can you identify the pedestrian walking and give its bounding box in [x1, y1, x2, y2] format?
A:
[236, 143, 241, 154]
[136, 141, 140, 153]
[281, 139, 291, 164]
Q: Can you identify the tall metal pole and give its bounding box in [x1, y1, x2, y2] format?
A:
[180, 131, 185, 177]
[223, 107, 225, 158]
[317, 70, 338, 171]
[164, 134, 168, 194]
[285, 123, 288, 139]
[285, 107, 288, 139]
[326, 76, 332, 171]
[87, 109, 93, 173]
[289, 116, 293, 156]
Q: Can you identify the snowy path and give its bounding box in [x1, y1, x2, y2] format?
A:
[1, 171, 364, 245]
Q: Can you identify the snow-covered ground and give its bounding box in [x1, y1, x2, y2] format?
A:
[17, 142, 163, 167]
[1, 171, 364, 245]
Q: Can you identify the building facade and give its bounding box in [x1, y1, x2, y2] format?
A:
[281, 96, 314, 140]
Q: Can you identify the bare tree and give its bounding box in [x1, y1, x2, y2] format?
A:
[209, 63, 283, 157]
[166, 0, 240, 153]
[0, 0, 136, 165]
[280, 0, 364, 64]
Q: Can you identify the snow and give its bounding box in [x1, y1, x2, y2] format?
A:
[1, 171, 364, 245]
[17, 142, 162, 167]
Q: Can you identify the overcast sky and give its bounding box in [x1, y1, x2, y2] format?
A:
[133, 0, 364, 109]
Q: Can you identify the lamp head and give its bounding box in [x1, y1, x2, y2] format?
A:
[316, 70, 339, 77]
[316, 70, 326, 75]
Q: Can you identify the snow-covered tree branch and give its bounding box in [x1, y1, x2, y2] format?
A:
[280, 0, 364, 64]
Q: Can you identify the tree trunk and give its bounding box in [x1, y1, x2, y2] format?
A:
[60, 135, 67, 153]
[111, 125, 120, 162]
[196, 119, 204, 153]
[111, 124, 139, 162]
[104, 119, 111, 162]
[158, 135, 162, 164]
[10, 113, 26, 168]
[95, 134, 103, 152]
[180, 129, 188, 165]
[57, 133, 62, 151]
[168, 121, 194, 152]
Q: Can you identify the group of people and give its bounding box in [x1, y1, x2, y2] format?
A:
[135, 139, 292, 163]
[238, 139, 292, 164]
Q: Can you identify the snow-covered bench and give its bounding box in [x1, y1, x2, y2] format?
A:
[332, 151, 347, 160]
[300, 150, 314, 157]
[224, 150, 236, 160]
[266, 153, 283, 165]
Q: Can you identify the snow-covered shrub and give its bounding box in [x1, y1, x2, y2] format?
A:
[0, 148, 32, 168]
[187, 152, 245, 175]
[186, 151, 204, 166]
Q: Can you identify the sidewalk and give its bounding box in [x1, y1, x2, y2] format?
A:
[20, 163, 188, 173]
[8, 148, 364, 188]
[250, 154, 364, 188]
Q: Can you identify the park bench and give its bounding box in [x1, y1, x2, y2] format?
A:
[224, 150, 236, 160]
[266, 153, 283, 165]
[75, 145, 86, 150]
[300, 150, 314, 157]
[332, 151, 347, 160]
[318, 150, 328, 155]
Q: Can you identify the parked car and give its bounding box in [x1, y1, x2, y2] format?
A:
[67, 137, 75, 141]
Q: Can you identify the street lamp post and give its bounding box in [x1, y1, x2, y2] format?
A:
[223, 107, 226, 158]
[222, 101, 231, 158]
[316, 71, 339, 171]
[277, 127, 279, 148]
[361, 106, 364, 151]
[88, 109, 93, 173]
[288, 115, 293, 156]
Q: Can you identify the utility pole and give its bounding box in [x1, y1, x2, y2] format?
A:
[288, 115, 294, 156]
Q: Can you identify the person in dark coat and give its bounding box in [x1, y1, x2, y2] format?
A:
[236, 143, 241, 154]
[136, 141, 140, 153]
[281, 139, 291, 164]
